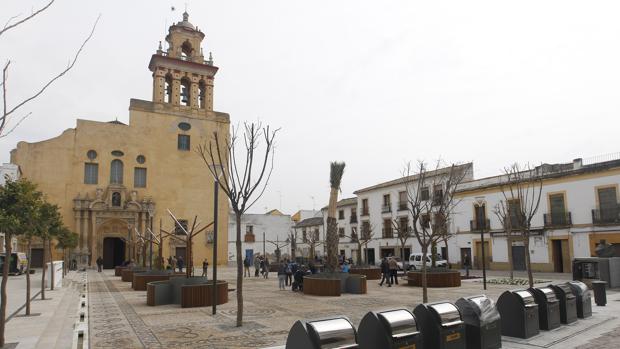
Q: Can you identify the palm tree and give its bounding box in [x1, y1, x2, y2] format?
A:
[326, 162, 345, 272]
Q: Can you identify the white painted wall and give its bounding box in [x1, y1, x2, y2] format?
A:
[227, 212, 294, 264]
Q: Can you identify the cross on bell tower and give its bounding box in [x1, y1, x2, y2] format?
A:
[149, 12, 218, 111]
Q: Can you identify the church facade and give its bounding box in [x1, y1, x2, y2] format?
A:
[10, 13, 229, 268]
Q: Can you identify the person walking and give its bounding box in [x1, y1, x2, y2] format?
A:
[171, 256, 177, 271]
[342, 261, 350, 273]
[177, 256, 184, 273]
[263, 258, 270, 279]
[285, 259, 293, 286]
[277, 263, 287, 290]
[379, 257, 391, 287]
[463, 253, 471, 278]
[243, 256, 251, 277]
[96, 256, 103, 272]
[388, 256, 399, 285]
[202, 259, 209, 278]
[254, 256, 260, 277]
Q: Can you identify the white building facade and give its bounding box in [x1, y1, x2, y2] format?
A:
[227, 211, 294, 265]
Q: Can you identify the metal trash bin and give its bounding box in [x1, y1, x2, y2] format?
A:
[549, 283, 578, 324]
[529, 287, 561, 331]
[567, 281, 592, 318]
[286, 317, 359, 349]
[592, 280, 607, 306]
[413, 301, 466, 349]
[358, 309, 423, 349]
[455, 295, 502, 349]
[496, 290, 540, 338]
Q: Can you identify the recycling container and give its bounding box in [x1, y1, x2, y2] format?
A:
[286, 317, 359, 349]
[358, 309, 423, 349]
[455, 295, 502, 349]
[496, 290, 539, 339]
[413, 301, 466, 349]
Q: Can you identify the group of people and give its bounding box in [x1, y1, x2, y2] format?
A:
[166, 255, 185, 273]
[379, 256, 400, 287]
[243, 255, 271, 278]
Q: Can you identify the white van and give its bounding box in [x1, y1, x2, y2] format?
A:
[408, 253, 447, 270]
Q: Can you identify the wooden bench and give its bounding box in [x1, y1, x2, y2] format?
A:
[406, 270, 461, 287]
[180, 282, 228, 308]
[132, 273, 183, 291]
[350, 267, 381, 280]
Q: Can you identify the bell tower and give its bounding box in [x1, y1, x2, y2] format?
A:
[149, 12, 217, 111]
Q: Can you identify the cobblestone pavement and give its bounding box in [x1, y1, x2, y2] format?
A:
[575, 325, 620, 348]
[88, 268, 619, 349]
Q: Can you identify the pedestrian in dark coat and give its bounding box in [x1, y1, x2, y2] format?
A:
[379, 257, 391, 287]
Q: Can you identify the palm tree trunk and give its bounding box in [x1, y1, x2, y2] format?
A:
[0, 234, 13, 347]
[235, 212, 243, 327]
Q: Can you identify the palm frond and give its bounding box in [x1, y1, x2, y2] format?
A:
[329, 161, 346, 189]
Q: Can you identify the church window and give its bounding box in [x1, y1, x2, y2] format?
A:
[110, 159, 124, 184]
[178, 134, 190, 151]
[134, 168, 147, 188]
[198, 81, 207, 109]
[87, 150, 97, 160]
[136, 155, 146, 164]
[164, 74, 173, 103]
[84, 163, 98, 184]
[181, 41, 192, 61]
[112, 192, 121, 207]
[178, 122, 191, 131]
[175, 219, 189, 235]
[111, 150, 124, 157]
[180, 78, 191, 106]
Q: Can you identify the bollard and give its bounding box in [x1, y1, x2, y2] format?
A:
[592, 281, 607, 306]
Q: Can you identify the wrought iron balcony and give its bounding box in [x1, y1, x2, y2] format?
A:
[397, 201, 408, 211]
[381, 228, 394, 238]
[381, 204, 392, 213]
[350, 215, 358, 224]
[544, 212, 572, 227]
[361, 208, 369, 216]
[592, 206, 620, 225]
[470, 219, 490, 232]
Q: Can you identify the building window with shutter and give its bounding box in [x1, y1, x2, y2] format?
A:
[134, 167, 147, 188]
[84, 163, 98, 184]
[338, 210, 344, 220]
[338, 227, 345, 237]
[178, 134, 190, 151]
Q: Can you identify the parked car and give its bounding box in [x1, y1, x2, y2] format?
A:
[0, 252, 27, 275]
[408, 253, 447, 270]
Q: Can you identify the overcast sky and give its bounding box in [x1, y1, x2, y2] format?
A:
[2, 0, 619, 214]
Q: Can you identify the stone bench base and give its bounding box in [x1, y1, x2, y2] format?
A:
[146, 277, 228, 308]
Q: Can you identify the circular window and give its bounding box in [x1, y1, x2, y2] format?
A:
[111, 150, 124, 157]
[87, 150, 97, 160]
[136, 155, 146, 164]
[178, 122, 191, 131]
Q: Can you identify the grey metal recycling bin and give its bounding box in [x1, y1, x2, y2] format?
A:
[455, 295, 502, 349]
[529, 287, 561, 331]
[286, 317, 359, 349]
[414, 301, 466, 349]
[358, 309, 423, 349]
[497, 290, 540, 339]
[549, 283, 578, 324]
[567, 281, 592, 318]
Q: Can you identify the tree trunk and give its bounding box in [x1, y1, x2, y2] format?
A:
[41, 237, 46, 300]
[0, 234, 12, 347]
[325, 217, 338, 272]
[524, 232, 534, 288]
[26, 239, 32, 315]
[158, 242, 163, 271]
[421, 244, 428, 303]
[235, 212, 243, 327]
[431, 242, 437, 268]
[142, 244, 146, 267]
[49, 238, 54, 291]
[443, 239, 449, 265]
[186, 237, 192, 278]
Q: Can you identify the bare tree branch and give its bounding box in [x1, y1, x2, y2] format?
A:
[0, 0, 55, 38]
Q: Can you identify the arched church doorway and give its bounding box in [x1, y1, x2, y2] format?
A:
[103, 237, 125, 269]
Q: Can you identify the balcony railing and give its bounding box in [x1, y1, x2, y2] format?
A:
[397, 201, 408, 211]
[244, 234, 255, 243]
[350, 215, 358, 224]
[361, 208, 369, 216]
[382, 228, 394, 238]
[470, 219, 490, 232]
[544, 212, 572, 227]
[592, 206, 620, 225]
[381, 204, 391, 213]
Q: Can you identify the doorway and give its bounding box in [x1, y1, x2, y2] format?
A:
[460, 248, 471, 267]
[245, 249, 254, 262]
[103, 237, 125, 269]
[512, 245, 526, 271]
[365, 248, 375, 266]
[475, 241, 491, 269]
[175, 247, 187, 261]
[30, 248, 44, 268]
[552, 240, 563, 273]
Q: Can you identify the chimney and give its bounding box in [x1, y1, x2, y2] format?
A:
[573, 158, 583, 170]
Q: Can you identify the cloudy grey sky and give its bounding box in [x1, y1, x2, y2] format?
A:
[2, 0, 619, 214]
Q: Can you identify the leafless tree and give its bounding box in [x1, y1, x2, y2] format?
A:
[391, 218, 412, 267]
[166, 211, 213, 278]
[198, 121, 278, 327]
[1, 1, 100, 137]
[266, 238, 289, 262]
[287, 230, 297, 261]
[403, 160, 469, 302]
[493, 201, 515, 280]
[496, 163, 544, 288]
[346, 223, 376, 266]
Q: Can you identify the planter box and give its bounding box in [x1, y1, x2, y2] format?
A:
[350, 267, 381, 280]
[132, 271, 184, 291]
[303, 273, 367, 296]
[146, 277, 228, 308]
[121, 267, 147, 282]
[406, 270, 461, 287]
[115, 266, 128, 277]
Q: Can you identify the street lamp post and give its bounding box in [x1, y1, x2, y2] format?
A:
[476, 198, 487, 290]
[209, 164, 223, 315]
